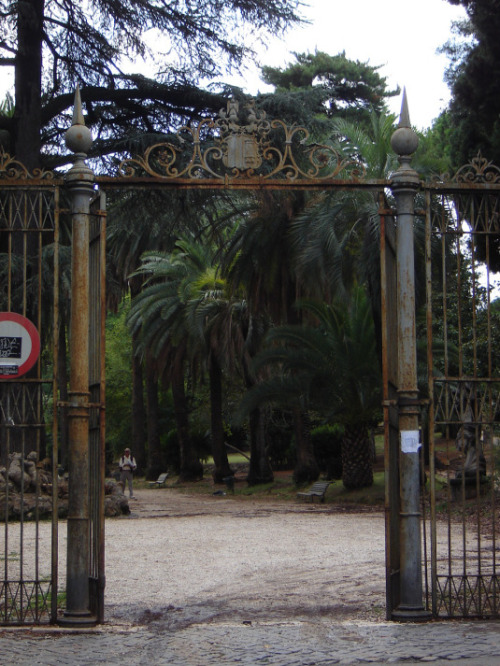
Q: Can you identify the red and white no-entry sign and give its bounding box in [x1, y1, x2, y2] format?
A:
[0, 312, 41, 378]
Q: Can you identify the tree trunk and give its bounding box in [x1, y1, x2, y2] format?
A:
[129, 271, 147, 472]
[145, 355, 164, 480]
[341, 423, 374, 490]
[14, 0, 44, 168]
[171, 357, 203, 482]
[292, 407, 319, 484]
[209, 355, 232, 483]
[130, 335, 146, 472]
[247, 406, 274, 486]
[241, 347, 273, 486]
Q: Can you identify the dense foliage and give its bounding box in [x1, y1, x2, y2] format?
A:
[442, 0, 500, 165]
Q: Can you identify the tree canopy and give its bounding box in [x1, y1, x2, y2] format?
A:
[0, 0, 301, 167]
[261, 51, 399, 128]
[442, 0, 500, 164]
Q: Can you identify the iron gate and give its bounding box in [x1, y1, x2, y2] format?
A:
[0, 153, 105, 625]
[0, 167, 61, 623]
[2, 90, 500, 625]
[422, 159, 500, 618]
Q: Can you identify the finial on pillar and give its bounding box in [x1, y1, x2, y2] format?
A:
[391, 88, 419, 166]
[65, 86, 93, 156]
[398, 87, 412, 129]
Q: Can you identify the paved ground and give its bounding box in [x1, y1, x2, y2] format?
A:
[1, 488, 500, 665]
[2, 617, 500, 665]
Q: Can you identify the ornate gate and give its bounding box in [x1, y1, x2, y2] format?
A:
[0, 152, 106, 625]
[2, 89, 500, 625]
[95, 96, 500, 622]
[421, 159, 500, 618]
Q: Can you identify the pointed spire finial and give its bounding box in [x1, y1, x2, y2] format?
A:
[72, 85, 86, 126]
[390, 87, 418, 159]
[65, 86, 93, 156]
[399, 87, 411, 129]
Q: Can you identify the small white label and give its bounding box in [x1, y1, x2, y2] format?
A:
[401, 430, 421, 453]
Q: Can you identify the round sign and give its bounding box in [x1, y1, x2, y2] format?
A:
[0, 312, 41, 379]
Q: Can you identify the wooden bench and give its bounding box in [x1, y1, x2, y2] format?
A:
[296, 481, 330, 503]
[148, 472, 169, 488]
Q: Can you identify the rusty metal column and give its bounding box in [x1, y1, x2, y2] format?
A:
[390, 91, 431, 622]
[59, 88, 96, 626]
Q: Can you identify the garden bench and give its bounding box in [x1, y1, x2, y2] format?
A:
[148, 472, 169, 488]
[296, 481, 330, 503]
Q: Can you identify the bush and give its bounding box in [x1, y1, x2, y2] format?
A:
[311, 424, 344, 480]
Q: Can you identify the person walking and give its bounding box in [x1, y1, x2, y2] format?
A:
[119, 448, 137, 498]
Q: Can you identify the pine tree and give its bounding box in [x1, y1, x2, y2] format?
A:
[0, 0, 301, 168]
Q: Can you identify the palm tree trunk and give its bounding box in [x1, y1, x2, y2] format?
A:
[145, 355, 164, 480]
[209, 355, 232, 483]
[292, 407, 319, 484]
[241, 351, 274, 486]
[131, 331, 146, 472]
[341, 423, 374, 490]
[171, 356, 203, 481]
[247, 406, 274, 485]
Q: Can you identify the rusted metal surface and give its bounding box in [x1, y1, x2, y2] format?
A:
[380, 196, 401, 619]
[423, 173, 500, 618]
[0, 179, 60, 625]
[96, 176, 387, 191]
[59, 145, 96, 626]
[88, 192, 106, 622]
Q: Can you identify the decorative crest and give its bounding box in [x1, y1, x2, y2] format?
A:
[119, 99, 366, 182]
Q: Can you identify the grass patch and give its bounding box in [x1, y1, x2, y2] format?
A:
[135, 468, 386, 507]
[326, 471, 385, 505]
[130, 450, 386, 507]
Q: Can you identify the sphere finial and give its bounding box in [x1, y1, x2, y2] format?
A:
[391, 88, 419, 157]
[65, 86, 93, 155]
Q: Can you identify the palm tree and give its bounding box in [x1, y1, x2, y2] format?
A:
[243, 287, 381, 489]
[127, 242, 204, 481]
[128, 235, 246, 482]
[107, 188, 224, 471]
[223, 190, 320, 483]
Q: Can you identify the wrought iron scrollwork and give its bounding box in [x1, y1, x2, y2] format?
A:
[0, 150, 55, 181]
[119, 100, 366, 182]
[431, 152, 500, 185]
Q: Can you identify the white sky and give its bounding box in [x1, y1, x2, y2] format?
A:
[226, 0, 467, 130]
[1, 0, 465, 131]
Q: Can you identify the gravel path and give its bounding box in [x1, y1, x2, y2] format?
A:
[103, 489, 387, 629]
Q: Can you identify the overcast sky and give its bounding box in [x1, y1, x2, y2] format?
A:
[227, 0, 467, 130]
[1, 0, 465, 131]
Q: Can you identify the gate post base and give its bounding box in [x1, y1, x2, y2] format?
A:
[58, 610, 97, 628]
[392, 607, 432, 623]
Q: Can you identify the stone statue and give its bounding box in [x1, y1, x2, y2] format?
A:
[455, 382, 487, 478]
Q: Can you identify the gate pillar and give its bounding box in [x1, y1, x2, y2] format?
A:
[390, 92, 431, 621]
[59, 88, 97, 626]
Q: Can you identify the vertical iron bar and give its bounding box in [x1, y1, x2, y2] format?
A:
[425, 190, 438, 616]
[51, 187, 60, 623]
